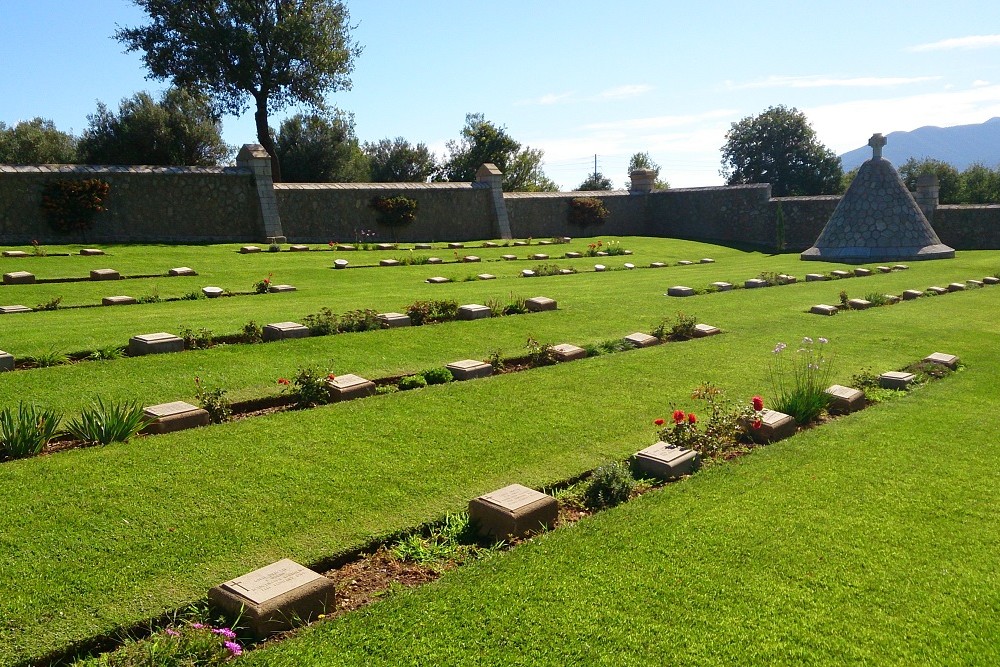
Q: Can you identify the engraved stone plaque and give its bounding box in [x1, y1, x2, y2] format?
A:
[221, 559, 324, 606]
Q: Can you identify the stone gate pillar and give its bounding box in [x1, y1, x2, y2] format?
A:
[476, 163, 512, 239]
[915, 173, 940, 222]
[237, 144, 285, 243]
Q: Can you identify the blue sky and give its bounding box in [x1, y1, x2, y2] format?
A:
[3, 0, 1000, 189]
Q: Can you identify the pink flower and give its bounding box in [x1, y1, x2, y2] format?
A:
[191, 622, 205, 629]
[213, 627, 237, 638]
[224, 640, 242, 656]
[165, 628, 180, 637]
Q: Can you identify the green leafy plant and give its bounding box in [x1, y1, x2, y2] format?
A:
[252, 272, 273, 294]
[863, 292, 892, 307]
[583, 240, 605, 257]
[568, 197, 609, 228]
[528, 263, 569, 277]
[137, 289, 161, 304]
[31, 348, 69, 367]
[420, 367, 453, 385]
[486, 349, 505, 372]
[370, 195, 418, 240]
[525, 336, 555, 366]
[655, 383, 762, 459]
[375, 384, 399, 395]
[392, 252, 432, 266]
[0, 403, 62, 460]
[584, 461, 635, 510]
[30, 239, 46, 257]
[391, 513, 489, 568]
[34, 296, 62, 311]
[71, 620, 243, 665]
[178, 326, 213, 350]
[651, 312, 698, 341]
[503, 294, 528, 315]
[602, 240, 627, 256]
[241, 320, 263, 344]
[181, 290, 205, 301]
[337, 308, 382, 333]
[767, 337, 834, 425]
[302, 307, 338, 335]
[398, 374, 428, 391]
[40, 178, 110, 233]
[88, 345, 125, 361]
[65, 398, 151, 445]
[280, 367, 331, 409]
[839, 290, 850, 308]
[406, 299, 459, 325]
[194, 377, 232, 424]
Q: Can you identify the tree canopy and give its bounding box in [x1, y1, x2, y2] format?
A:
[364, 137, 436, 182]
[898, 157, 961, 204]
[77, 88, 230, 166]
[0, 118, 78, 164]
[441, 113, 557, 192]
[576, 172, 613, 191]
[720, 105, 842, 196]
[627, 151, 670, 189]
[116, 0, 361, 181]
[275, 111, 368, 183]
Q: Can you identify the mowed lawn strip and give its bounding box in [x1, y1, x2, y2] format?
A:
[243, 369, 1000, 666]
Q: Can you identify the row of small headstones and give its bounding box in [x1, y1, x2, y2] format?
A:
[1, 248, 106, 259]
[205, 345, 957, 640]
[667, 264, 905, 298]
[241, 240, 573, 254]
[811, 275, 999, 315]
[423, 258, 716, 282]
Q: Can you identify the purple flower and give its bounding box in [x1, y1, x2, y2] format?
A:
[165, 628, 180, 637]
[802, 336, 813, 344]
[213, 627, 237, 639]
[225, 641, 243, 656]
[773, 342, 787, 354]
[191, 622, 205, 629]
[818, 337, 829, 344]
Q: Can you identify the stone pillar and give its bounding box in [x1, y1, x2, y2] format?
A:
[237, 144, 285, 243]
[475, 163, 512, 240]
[629, 169, 656, 194]
[915, 173, 940, 222]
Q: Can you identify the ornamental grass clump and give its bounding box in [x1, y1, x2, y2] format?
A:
[0, 403, 62, 460]
[767, 337, 834, 425]
[65, 399, 151, 445]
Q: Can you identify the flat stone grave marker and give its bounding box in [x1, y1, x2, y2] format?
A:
[202, 286, 224, 298]
[848, 298, 871, 310]
[530, 253, 548, 260]
[538, 240, 553, 245]
[744, 278, 767, 288]
[427, 257, 443, 264]
[633, 442, 699, 480]
[80, 248, 105, 256]
[334, 259, 349, 269]
[0, 350, 12, 372]
[414, 243, 432, 250]
[968, 279, 984, 287]
[128, 332, 184, 356]
[565, 252, 582, 259]
[650, 262, 666, 268]
[3, 271, 35, 285]
[594, 264, 606, 272]
[623, 249, 633, 255]
[379, 259, 400, 267]
[825, 384, 865, 414]
[831, 270, 851, 278]
[209, 558, 335, 638]
[551, 343, 586, 362]
[102, 295, 136, 306]
[699, 258, 715, 264]
[468, 483, 558, 540]
[901, 290, 923, 300]
[0, 305, 32, 314]
[525, 296, 557, 312]
[168, 267, 197, 277]
[240, 246, 262, 254]
[89, 269, 120, 281]
[710, 282, 733, 291]
[883, 294, 901, 304]
[595, 251, 608, 257]
[326, 374, 376, 402]
[893, 264, 909, 271]
[805, 273, 828, 282]
[778, 274, 797, 284]
[426, 276, 450, 284]
[947, 282, 966, 292]
[924, 352, 959, 370]
[268, 284, 296, 293]
[262, 322, 310, 342]
[927, 286, 948, 295]
[447, 242, 465, 249]
[458, 304, 491, 320]
[749, 409, 796, 444]
[482, 241, 499, 248]
[677, 260, 693, 266]
[692, 323, 721, 337]
[376, 243, 397, 250]
[2, 251, 28, 258]
[854, 268, 872, 277]
[624, 263, 635, 269]
[810, 304, 838, 316]
[446, 359, 493, 381]
[521, 269, 536, 277]
[335, 244, 356, 251]
[142, 400, 210, 434]
[462, 255, 481, 263]
[624, 332, 658, 348]
[513, 241, 528, 246]
[667, 286, 695, 297]
[879, 371, 915, 390]
[501, 254, 517, 261]
[289, 245, 309, 252]
[477, 273, 496, 280]
[983, 276, 999, 285]
[877, 266, 892, 273]
[559, 269, 574, 275]
[377, 312, 411, 328]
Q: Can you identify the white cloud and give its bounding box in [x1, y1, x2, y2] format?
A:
[598, 84, 654, 100]
[725, 74, 940, 90]
[909, 34, 1000, 52]
[514, 91, 576, 106]
[583, 109, 738, 132]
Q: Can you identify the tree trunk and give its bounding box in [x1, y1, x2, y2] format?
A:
[253, 96, 281, 182]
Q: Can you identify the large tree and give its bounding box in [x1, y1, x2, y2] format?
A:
[0, 118, 78, 164]
[364, 137, 436, 182]
[627, 151, 670, 189]
[116, 0, 361, 181]
[720, 105, 842, 196]
[77, 88, 230, 165]
[441, 113, 557, 191]
[576, 172, 613, 191]
[275, 111, 368, 182]
[898, 157, 961, 204]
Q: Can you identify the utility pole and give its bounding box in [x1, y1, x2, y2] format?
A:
[594, 154, 598, 180]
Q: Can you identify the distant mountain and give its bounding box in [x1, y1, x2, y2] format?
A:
[839, 117, 1000, 171]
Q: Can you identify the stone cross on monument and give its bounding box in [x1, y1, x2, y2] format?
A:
[868, 133, 886, 160]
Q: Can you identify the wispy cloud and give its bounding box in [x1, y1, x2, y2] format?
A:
[598, 84, 654, 100]
[725, 74, 940, 90]
[514, 91, 576, 106]
[584, 109, 737, 132]
[909, 34, 1000, 52]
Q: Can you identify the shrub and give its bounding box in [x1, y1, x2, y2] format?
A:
[252, 272, 273, 294]
[137, 289, 161, 304]
[767, 337, 834, 425]
[406, 299, 459, 325]
[179, 326, 213, 350]
[529, 263, 566, 277]
[421, 367, 453, 385]
[31, 348, 69, 367]
[34, 296, 62, 311]
[583, 240, 604, 257]
[0, 403, 61, 460]
[376, 384, 399, 395]
[241, 320, 263, 344]
[40, 178, 110, 233]
[398, 374, 428, 391]
[503, 294, 528, 315]
[655, 383, 761, 459]
[568, 197, 609, 228]
[584, 461, 635, 509]
[525, 336, 555, 366]
[393, 252, 432, 266]
[65, 398, 150, 445]
[30, 240, 46, 257]
[602, 240, 626, 256]
[302, 307, 338, 335]
[839, 290, 850, 308]
[181, 290, 204, 301]
[486, 349, 505, 372]
[651, 312, 698, 341]
[194, 377, 232, 424]
[280, 367, 330, 409]
[337, 308, 381, 333]
[370, 195, 418, 234]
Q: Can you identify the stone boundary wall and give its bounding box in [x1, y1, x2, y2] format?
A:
[0, 165, 263, 244]
[502, 190, 648, 239]
[645, 185, 775, 247]
[770, 196, 842, 251]
[275, 182, 496, 243]
[934, 205, 1000, 250]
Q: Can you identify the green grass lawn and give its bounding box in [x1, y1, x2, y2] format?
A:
[0, 238, 998, 665]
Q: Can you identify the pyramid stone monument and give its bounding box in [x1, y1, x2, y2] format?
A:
[801, 133, 954, 263]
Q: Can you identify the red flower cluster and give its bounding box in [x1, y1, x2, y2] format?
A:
[328, 373, 336, 380]
[654, 418, 665, 426]
[687, 413, 697, 425]
[672, 409, 685, 424]
[752, 395, 764, 412]
[277, 378, 290, 386]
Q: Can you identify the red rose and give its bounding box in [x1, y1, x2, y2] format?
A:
[687, 413, 697, 425]
[654, 418, 665, 426]
[672, 410, 685, 424]
[752, 419, 762, 429]
[277, 378, 290, 385]
[752, 395, 764, 412]
[328, 373, 336, 380]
